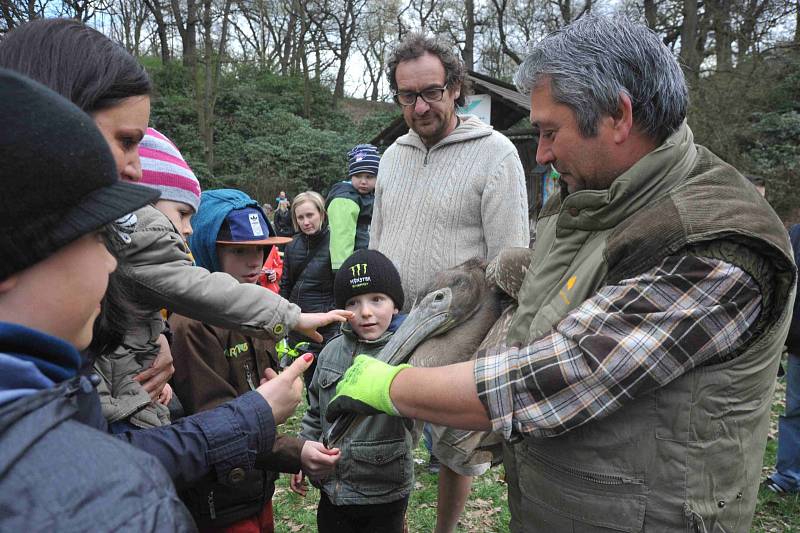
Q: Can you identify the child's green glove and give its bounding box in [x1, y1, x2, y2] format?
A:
[325, 355, 411, 422]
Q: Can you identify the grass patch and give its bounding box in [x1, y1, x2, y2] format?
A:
[272, 373, 799, 532]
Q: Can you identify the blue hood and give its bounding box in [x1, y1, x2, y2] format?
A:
[0, 322, 81, 406]
[189, 189, 274, 273]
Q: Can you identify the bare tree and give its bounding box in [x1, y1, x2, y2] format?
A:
[306, 0, 366, 102]
[796, 0, 799, 44]
[490, 0, 522, 65]
[106, 0, 151, 55]
[1, 0, 49, 31]
[171, 0, 198, 67]
[142, 0, 172, 62]
[356, 0, 398, 100]
[229, 0, 273, 67]
[409, 0, 437, 31]
[195, 0, 233, 171]
[679, 0, 702, 78]
[61, 0, 102, 22]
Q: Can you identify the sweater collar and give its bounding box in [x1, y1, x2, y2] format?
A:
[0, 322, 82, 386]
[396, 114, 493, 151]
[556, 122, 698, 231]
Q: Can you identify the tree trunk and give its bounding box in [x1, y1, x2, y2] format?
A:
[172, 0, 198, 68]
[680, 0, 701, 80]
[462, 0, 475, 70]
[280, 0, 298, 75]
[299, 1, 312, 118]
[796, 0, 800, 44]
[196, 0, 233, 173]
[644, 0, 657, 29]
[491, 0, 522, 65]
[143, 0, 171, 63]
[709, 0, 732, 72]
[558, 0, 572, 24]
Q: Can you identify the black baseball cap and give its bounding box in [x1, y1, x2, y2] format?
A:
[0, 68, 159, 279]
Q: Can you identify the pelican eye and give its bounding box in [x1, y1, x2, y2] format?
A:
[434, 292, 445, 301]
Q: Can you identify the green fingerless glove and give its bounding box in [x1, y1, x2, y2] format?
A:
[325, 354, 411, 421]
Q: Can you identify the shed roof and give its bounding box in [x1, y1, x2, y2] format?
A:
[467, 71, 530, 112]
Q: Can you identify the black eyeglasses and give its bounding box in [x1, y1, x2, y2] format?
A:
[393, 86, 448, 107]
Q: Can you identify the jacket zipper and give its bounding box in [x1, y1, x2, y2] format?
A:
[208, 490, 216, 519]
[295, 236, 310, 297]
[244, 361, 256, 391]
[527, 448, 643, 486]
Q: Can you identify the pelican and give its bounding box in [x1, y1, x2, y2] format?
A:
[325, 248, 532, 447]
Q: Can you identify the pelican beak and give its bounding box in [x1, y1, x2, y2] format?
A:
[378, 287, 455, 366]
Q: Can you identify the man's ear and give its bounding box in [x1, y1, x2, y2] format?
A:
[612, 92, 635, 144]
[0, 274, 18, 295]
[450, 82, 461, 102]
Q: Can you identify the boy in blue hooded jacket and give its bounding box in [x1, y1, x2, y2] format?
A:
[170, 189, 341, 530]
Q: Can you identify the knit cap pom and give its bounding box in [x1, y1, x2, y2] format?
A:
[139, 127, 202, 212]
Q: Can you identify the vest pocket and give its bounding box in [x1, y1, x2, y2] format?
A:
[517, 447, 647, 532]
[347, 439, 408, 497]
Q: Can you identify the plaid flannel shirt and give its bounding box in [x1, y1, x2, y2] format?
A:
[475, 254, 762, 439]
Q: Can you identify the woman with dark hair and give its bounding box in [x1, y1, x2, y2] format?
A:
[0, 18, 151, 113]
[0, 18, 152, 184]
[0, 17, 167, 395]
[0, 17, 346, 492]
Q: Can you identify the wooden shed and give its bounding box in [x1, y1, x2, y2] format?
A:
[370, 70, 553, 221]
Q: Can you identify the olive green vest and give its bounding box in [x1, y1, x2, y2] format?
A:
[505, 125, 795, 532]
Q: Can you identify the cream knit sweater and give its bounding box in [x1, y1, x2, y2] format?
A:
[370, 115, 530, 311]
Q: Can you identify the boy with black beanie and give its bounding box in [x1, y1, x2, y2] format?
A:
[0, 68, 194, 530]
[294, 249, 413, 533]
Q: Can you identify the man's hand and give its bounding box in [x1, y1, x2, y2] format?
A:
[257, 353, 314, 424]
[294, 310, 353, 343]
[300, 440, 340, 481]
[134, 333, 175, 400]
[325, 355, 411, 422]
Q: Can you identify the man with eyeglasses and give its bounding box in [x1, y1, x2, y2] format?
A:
[368, 33, 529, 533]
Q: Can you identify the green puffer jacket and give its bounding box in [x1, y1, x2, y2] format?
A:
[300, 321, 414, 505]
[94, 204, 300, 429]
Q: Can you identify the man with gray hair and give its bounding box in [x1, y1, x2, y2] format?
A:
[369, 32, 529, 532]
[329, 15, 795, 531]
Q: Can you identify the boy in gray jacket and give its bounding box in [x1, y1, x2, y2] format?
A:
[294, 249, 413, 533]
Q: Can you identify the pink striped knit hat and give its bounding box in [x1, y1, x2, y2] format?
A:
[138, 127, 202, 212]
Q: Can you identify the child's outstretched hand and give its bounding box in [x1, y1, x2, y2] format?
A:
[290, 471, 307, 496]
[294, 310, 353, 342]
[300, 440, 340, 481]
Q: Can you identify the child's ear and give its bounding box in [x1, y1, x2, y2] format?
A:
[0, 274, 18, 294]
[393, 308, 399, 316]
